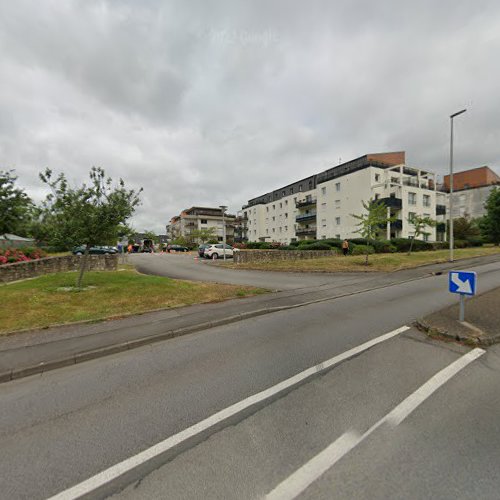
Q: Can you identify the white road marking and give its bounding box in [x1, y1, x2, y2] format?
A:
[265, 347, 485, 500]
[46, 326, 410, 500]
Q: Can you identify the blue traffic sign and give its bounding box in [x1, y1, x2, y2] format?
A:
[449, 271, 477, 296]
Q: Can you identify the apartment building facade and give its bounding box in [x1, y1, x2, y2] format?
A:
[168, 207, 236, 243]
[443, 166, 500, 219]
[243, 152, 447, 244]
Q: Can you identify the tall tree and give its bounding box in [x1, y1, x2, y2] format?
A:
[189, 227, 217, 244]
[0, 170, 34, 236]
[40, 167, 142, 287]
[453, 215, 480, 241]
[351, 200, 395, 265]
[480, 187, 500, 245]
[407, 214, 436, 254]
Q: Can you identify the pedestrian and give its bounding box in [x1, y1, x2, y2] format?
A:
[127, 243, 133, 253]
[342, 239, 349, 256]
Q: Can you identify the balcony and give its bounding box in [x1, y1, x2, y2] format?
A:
[391, 219, 403, 230]
[296, 212, 317, 223]
[296, 227, 317, 236]
[437, 222, 446, 232]
[296, 197, 317, 208]
[380, 196, 402, 210]
[436, 204, 446, 215]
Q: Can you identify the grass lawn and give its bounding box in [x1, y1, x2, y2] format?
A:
[0, 270, 267, 334]
[228, 247, 500, 273]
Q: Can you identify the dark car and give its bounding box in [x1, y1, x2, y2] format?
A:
[72, 245, 118, 255]
[198, 244, 209, 257]
[167, 244, 189, 252]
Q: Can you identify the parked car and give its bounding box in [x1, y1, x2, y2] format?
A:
[167, 244, 189, 252]
[72, 245, 118, 255]
[198, 244, 209, 257]
[204, 244, 239, 260]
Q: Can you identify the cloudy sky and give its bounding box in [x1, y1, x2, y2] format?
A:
[1, 0, 499, 233]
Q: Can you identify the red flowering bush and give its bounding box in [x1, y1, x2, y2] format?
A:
[0, 247, 47, 265]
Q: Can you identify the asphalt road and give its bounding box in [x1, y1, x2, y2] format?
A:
[128, 252, 379, 290]
[1, 259, 499, 499]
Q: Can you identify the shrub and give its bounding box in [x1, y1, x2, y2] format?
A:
[303, 242, 333, 251]
[465, 237, 484, 247]
[454, 239, 469, 249]
[352, 245, 375, 255]
[392, 238, 434, 252]
[432, 242, 448, 250]
[0, 247, 47, 265]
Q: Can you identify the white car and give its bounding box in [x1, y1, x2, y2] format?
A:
[204, 244, 239, 260]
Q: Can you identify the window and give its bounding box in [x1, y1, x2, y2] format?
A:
[408, 212, 416, 221]
[272, 216, 275, 221]
[279, 227, 282, 232]
[201, 219, 207, 224]
[375, 174, 381, 182]
[336, 217, 341, 225]
[408, 192, 417, 205]
[299, 185, 303, 192]
[423, 234, 429, 242]
[335, 182, 341, 192]
[335, 234, 340, 239]
[285, 213, 288, 218]
[285, 226, 288, 231]
[294, 197, 297, 204]
[285, 200, 288, 206]
[335, 199, 341, 208]
[272, 228, 275, 233]
[290, 188, 294, 194]
[321, 187, 326, 195]
[423, 213, 431, 219]
[282, 191, 285, 196]
[272, 205, 275, 210]
[321, 202, 326, 209]
[322, 235, 326, 240]
[423, 194, 431, 207]
[266, 207, 269, 212]
[266, 229, 269, 234]
[374, 193, 380, 200]
[322, 219, 327, 228]
[280, 202, 282, 209]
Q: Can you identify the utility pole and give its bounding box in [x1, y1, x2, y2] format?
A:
[219, 205, 228, 261]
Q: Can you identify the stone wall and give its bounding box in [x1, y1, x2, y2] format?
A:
[233, 249, 337, 264]
[0, 254, 118, 284]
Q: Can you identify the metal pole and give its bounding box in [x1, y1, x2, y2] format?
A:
[219, 205, 227, 261]
[449, 117, 454, 262]
[448, 109, 466, 263]
[386, 206, 391, 240]
[459, 294, 465, 322]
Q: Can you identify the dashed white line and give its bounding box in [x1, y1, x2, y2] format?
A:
[46, 326, 410, 500]
[265, 347, 485, 500]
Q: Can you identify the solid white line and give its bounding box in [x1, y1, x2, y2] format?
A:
[265, 347, 485, 500]
[46, 326, 410, 500]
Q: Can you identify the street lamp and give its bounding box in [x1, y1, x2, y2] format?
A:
[449, 108, 467, 262]
[219, 205, 228, 261]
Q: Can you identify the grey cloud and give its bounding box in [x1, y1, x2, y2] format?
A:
[1, 0, 499, 233]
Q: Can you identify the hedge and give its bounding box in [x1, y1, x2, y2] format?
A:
[352, 245, 375, 255]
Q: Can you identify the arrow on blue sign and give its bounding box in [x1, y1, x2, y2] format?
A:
[449, 271, 476, 296]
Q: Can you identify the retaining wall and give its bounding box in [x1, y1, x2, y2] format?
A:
[0, 254, 118, 284]
[233, 250, 337, 263]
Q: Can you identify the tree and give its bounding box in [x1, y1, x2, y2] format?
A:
[351, 200, 395, 265]
[189, 227, 217, 244]
[40, 167, 142, 287]
[142, 230, 159, 243]
[453, 215, 480, 241]
[407, 214, 436, 254]
[0, 170, 34, 236]
[480, 187, 500, 245]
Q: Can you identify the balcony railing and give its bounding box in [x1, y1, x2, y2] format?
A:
[296, 227, 317, 236]
[296, 198, 317, 208]
[296, 212, 317, 222]
[391, 219, 403, 230]
[436, 204, 446, 215]
[380, 197, 402, 209]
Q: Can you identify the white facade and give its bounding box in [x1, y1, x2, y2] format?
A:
[243, 158, 447, 244]
[449, 185, 496, 219]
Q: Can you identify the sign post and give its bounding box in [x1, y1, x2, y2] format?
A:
[448, 271, 477, 322]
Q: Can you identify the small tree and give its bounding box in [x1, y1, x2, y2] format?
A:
[0, 170, 34, 237]
[351, 200, 395, 265]
[453, 215, 480, 240]
[480, 187, 500, 245]
[40, 167, 142, 287]
[190, 227, 217, 244]
[407, 215, 437, 254]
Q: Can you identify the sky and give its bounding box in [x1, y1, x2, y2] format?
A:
[1, 0, 499, 233]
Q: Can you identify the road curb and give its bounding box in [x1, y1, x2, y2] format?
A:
[2, 261, 497, 384]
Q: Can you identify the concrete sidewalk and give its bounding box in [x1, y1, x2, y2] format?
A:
[1, 253, 499, 383]
[418, 286, 500, 346]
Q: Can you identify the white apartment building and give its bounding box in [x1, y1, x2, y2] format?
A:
[243, 152, 447, 244]
[168, 207, 235, 243]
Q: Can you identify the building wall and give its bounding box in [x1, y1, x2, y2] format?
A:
[444, 166, 500, 191]
[449, 185, 496, 219]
